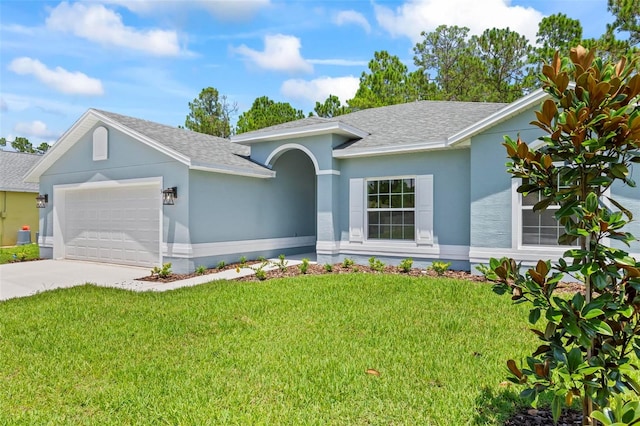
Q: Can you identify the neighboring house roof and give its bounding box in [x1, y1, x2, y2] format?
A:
[25, 109, 275, 182]
[0, 150, 41, 192]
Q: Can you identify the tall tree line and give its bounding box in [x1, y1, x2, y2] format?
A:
[185, 6, 638, 137]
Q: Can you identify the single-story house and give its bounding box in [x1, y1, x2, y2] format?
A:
[0, 150, 41, 246]
[24, 89, 640, 273]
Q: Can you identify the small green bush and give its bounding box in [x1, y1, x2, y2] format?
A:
[399, 258, 413, 273]
[324, 263, 333, 272]
[429, 261, 451, 276]
[239, 256, 247, 267]
[195, 265, 206, 275]
[342, 258, 354, 268]
[273, 254, 288, 272]
[151, 263, 172, 279]
[299, 258, 309, 274]
[216, 261, 226, 270]
[369, 257, 385, 273]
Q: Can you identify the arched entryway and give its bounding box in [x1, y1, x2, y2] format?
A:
[268, 148, 317, 255]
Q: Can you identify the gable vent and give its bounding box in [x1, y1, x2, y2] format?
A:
[93, 126, 108, 161]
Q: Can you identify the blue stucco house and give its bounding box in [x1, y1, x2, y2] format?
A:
[24, 89, 640, 273]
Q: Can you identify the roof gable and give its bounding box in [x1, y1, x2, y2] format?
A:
[25, 109, 274, 182]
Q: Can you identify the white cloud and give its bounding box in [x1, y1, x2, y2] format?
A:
[8, 57, 104, 96]
[233, 34, 313, 73]
[374, 0, 543, 43]
[281, 76, 360, 104]
[14, 120, 59, 140]
[334, 10, 371, 33]
[0, 98, 7, 112]
[100, 0, 270, 20]
[308, 59, 368, 66]
[46, 2, 182, 56]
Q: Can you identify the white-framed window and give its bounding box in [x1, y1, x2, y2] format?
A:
[350, 175, 433, 245]
[519, 165, 574, 246]
[366, 178, 415, 240]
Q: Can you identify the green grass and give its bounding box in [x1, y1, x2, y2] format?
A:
[0, 274, 536, 425]
[0, 244, 39, 264]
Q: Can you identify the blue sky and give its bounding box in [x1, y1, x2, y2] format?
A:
[0, 0, 614, 144]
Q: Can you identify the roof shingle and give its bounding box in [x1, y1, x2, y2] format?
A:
[0, 151, 41, 192]
[92, 109, 272, 175]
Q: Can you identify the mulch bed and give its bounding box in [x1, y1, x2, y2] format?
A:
[504, 407, 583, 425]
[137, 260, 489, 283]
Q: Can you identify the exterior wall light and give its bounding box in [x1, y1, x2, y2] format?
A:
[162, 187, 177, 205]
[36, 194, 48, 208]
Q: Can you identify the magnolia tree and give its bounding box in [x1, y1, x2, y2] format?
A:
[481, 47, 640, 425]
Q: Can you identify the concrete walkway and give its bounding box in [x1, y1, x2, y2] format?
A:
[0, 255, 312, 301]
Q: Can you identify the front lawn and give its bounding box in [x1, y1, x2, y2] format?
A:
[0, 274, 535, 424]
[0, 244, 39, 264]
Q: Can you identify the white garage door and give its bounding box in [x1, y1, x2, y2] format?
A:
[63, 185, 160, 267]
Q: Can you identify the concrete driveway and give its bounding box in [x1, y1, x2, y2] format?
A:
[0, 255, 313, 301]
[0, 259, 150, 301]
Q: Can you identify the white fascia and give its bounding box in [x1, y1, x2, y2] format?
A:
[332, 140, 449, 159]
[230, 122, 369, 145]
[190, 163, 275, 179]
[447, 88, 549, 147]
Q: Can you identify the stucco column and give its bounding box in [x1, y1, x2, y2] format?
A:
[316, 173, 340, 264]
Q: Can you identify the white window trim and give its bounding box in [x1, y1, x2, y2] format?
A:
[365, 175, 416, 242]
[511, 177, 612, 251]
[349, 174, 433, 247]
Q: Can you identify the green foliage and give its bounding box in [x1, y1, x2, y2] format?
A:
[413, 25, 483, 101]
[151, 263, 172, 279]
[483, 47, 640, 424]
[272, 254, 288, 272]
[253, 261, 268, 281]
[348, 50, 430, 110]
[531, 13, 583, 68]
[592, 394, 640, 425]
[471, 27, 535, 102]
[298, 258, 310, 274]
[195, 265, 206, 275]
[368, 256, 385, 273]
[184, 87, 236, 137]
[399, 258, 413, 273]
[236, 96, 304, 134]
[0, 136, 50, 154]
[0, 245, 39, 264]
[239, 256, 247, 267]
[313, 94, 350, 117]
[607, 0, 640, 46]
[323, 263, 333, 272]
[216, 261, 226, 270]
[429, 261, 451, 276]
[342, 258, 355, 268]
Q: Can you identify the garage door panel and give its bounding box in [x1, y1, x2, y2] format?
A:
[64, 184, 160, 268]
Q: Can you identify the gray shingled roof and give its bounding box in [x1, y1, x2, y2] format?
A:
[330, 101, 507, 152]
[0, 150, 41, 192]
[234, 100, 507, 152]
[93, 109, 272, 175]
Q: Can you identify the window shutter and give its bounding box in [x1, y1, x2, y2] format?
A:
[349, 178, 364, 242]
[416, 174, 433, 245]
